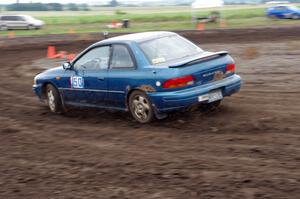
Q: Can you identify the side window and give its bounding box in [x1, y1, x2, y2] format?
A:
[16, 16, 25, 21]
[73, 46, 110, 71]
[2, 16, 15, 21]
[276, 7, 286, 11]
[110, 45, 134, 69]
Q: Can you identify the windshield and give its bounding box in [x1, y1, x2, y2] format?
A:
[22, 15, 36, 21]
[139, 35, 203, 65]
[288, 6, 299, 10]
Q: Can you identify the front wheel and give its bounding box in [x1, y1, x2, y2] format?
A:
[27, 24, 35, 30]
[291, 14, 300, 20]
[129, 91, 154, 123]
[46, 84, 63, 113]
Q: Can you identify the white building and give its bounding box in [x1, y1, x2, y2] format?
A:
[192, 0, 224, 9]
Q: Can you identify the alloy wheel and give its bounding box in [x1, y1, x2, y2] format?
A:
[132, 95, 150, 121]
[47, 89, 56, 112]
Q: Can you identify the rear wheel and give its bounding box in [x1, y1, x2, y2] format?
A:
[129, 91, 154, 123]
[0, 25, 8, 31]
[46, 84, 63, 113]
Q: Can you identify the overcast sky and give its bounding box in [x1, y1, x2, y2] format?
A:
[1, 0, 160, 4]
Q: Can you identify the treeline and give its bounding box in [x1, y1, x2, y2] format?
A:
[226, 0, 300, 3]
[6, 3, 90, 11]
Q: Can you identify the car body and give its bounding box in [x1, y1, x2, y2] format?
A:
[33, 31, 241, 123]
[0, 15, 44, 30]
[266, 5, 300, 19]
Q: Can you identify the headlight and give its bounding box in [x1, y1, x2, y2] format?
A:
[33, 77, 37, 85]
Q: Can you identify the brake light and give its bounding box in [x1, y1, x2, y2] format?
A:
[226, 63, 236, 73]
[163, 75, 195, 89]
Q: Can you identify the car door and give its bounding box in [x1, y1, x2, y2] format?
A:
[277, 6, 289, 18]
[4, 16, 25, 29]
[107, 44, 136, 109]
[61, 46, 110, 106]
[15, 16, 28, 29]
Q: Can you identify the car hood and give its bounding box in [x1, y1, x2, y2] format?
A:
[32, 19, 44, 26]
[39, 66, 64, 77]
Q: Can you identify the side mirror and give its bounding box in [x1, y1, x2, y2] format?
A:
[62, 62, 72, 70]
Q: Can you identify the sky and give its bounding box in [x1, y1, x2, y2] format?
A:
[0, 0, 158, 3]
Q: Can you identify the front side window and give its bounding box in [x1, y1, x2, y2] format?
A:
[110, 45, 134, 69]
[22, 15, 35, 21]
[73, 46, 110, 71]
[16, 16, 25, 21]
[139, 35, 203, 65]
[275, 6, 287, 11]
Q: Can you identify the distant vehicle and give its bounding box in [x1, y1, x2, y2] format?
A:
[265, 1, 290, 5]
[0, 15, 44, 31]
[266, 5, 300, 19]
[33, 32, 241, 123]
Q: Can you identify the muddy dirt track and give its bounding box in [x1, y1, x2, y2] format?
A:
[0, 28, 300, 199]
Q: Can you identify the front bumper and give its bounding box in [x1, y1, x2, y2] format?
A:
[32, 84, 43, 100]
[148, 74, 241, 112]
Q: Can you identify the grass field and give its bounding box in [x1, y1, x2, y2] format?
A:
[1, 5, 300, 37]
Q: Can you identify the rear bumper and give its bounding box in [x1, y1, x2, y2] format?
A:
[148, 74, 241, 112]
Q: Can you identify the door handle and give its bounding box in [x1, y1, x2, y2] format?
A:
[97, 77, 105, 81]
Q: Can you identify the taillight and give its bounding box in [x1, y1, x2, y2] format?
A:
[226, 63, 236, 74]
[163, 75, 195, 89]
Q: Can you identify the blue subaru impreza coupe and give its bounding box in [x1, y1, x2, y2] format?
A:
[33, 31, 241, 123]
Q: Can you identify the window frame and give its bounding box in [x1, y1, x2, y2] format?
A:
[109, 43, 137, 70]
[72, 45, 112, 72]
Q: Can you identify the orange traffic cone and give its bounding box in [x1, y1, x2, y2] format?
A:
[7, 32, 15, 39]
[197, 23, 205, 31]
[67, 54, 76, 61]
[220, 20, 227, 28]
[47, 46, 56, 59]
[54, 51, 67, 59]
[112, 20, 117, 28]
[68, 29, 76, 34]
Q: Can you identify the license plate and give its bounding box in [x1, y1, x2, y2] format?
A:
[198, 90, 223, 103]
[208, 90, 223, 102]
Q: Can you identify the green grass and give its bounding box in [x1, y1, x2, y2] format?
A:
[0, 5, 300, 37]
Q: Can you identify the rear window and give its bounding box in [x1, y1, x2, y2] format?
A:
[1, 16, 18, 21]
[139, 35, 203, 65]
[1, 16, 25, 21]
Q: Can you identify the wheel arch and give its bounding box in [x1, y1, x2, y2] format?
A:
[41, 81, 59, 100]
[125, 88, 144, 110]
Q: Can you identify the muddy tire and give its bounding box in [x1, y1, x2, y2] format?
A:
[46, 84, 63, 113]
[129, 91, 154, 123]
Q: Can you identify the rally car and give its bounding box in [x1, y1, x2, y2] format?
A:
[33, 31, 241, 123]
[266, 5, 300, 19]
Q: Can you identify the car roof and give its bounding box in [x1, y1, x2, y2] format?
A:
[0, 14, 30, 17]
[99, 31, 177, 44]
[272, 4, 293, 7]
